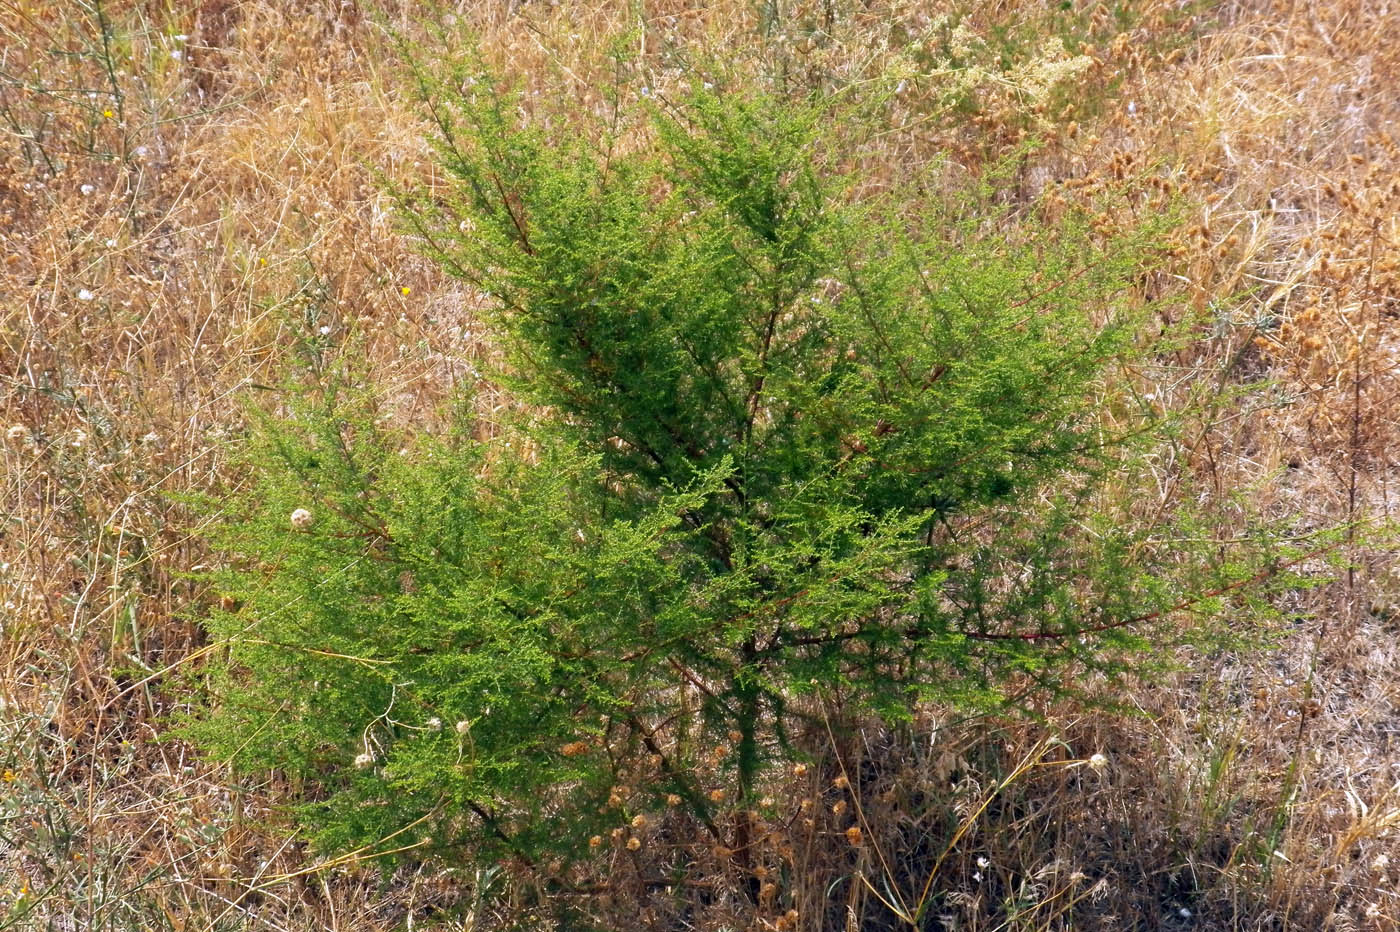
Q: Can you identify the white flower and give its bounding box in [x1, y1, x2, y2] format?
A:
[1088, 752, 1107, 772]
[289, 508, 314, 530]
[425, 717, 442, 732]
[353, 752, 374, 770]
[80, 184, 95, 196]
[455, 720, 471, 735]
[78, 289, 95, 301]
[318, 325, 331, 336]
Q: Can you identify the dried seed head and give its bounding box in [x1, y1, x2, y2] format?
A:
[709, 788, 726, 803]
[455, 720, 470, 735]
[626, 836, 641, 851]
[631, 814, 648, 829]
[844, 825, 863, 846]
[6, 424, 30, 444]
[666, 794, 682, 807]
[833, 774, 850, 789]
[589, 835, 603, 848]
[353, 752, 374, 770]
[832, 800, 847, 816]
[289, 508, 314, 530]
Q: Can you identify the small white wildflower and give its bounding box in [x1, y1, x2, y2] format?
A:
[318, 325, 331, 336]
[425, 717, 442, 732]
[354, 752, 374, 770]
[170, 49, 183, 60]
[976, 856, 990, 869]
[80, 184, 95, 196]
[71, 429, 86, 448]
[174, 33, 188, 41]
[455, 719, 471, 735]
[133, 146, 148, 157]
[289, 508, 314, 530]
[78, 289, 95, 301]
[1373, 853, 1390, 871]
[972, 870, 982, 882]
[105, 238, 117, 248]
[142, 430, 161, 446]
[1088, 752, 1107, 771]
[1177, 907, 1192, 919]
[6, 424, 30, 444]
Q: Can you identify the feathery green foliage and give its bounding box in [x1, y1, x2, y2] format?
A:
[185, 77, 1309, 872]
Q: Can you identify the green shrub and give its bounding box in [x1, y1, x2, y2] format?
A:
[185, 79, 1305, 872]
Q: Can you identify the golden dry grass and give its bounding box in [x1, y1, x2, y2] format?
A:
[2, 0, 1398, 929]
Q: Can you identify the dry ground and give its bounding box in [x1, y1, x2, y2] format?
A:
[2, 0, 1398, 929]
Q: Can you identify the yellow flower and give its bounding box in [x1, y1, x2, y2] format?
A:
[400, 286, 411, 296]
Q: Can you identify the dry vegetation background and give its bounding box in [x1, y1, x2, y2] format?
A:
[2, 0, 1399, 929]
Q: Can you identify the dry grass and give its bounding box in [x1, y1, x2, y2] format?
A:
[2, 0, 1398, 928]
